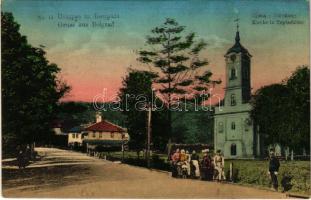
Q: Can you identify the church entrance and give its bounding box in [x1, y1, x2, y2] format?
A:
[231, 143, 237, 156]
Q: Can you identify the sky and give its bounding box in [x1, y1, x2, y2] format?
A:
[2, 0, 310, 103]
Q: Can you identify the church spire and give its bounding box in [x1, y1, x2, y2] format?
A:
[235, 17, 240, 43]
[235, 30, 240, 43]
[225, 17, 251, 57]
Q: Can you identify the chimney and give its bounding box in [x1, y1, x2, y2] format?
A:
[96, 112, 102, 123]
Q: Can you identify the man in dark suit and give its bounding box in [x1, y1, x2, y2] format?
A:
[269, 149, 280, 191]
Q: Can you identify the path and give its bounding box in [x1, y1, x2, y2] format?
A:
[2, 147, 287, 198]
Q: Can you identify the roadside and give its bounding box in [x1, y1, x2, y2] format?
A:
[105, 150, 310, 197]
[2, 147, 288, 198]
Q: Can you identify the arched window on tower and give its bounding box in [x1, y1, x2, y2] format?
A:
[231, 122, 236, 130]
[230, 68, 237, 80]
[231, 94, 236, 106]
[231, 144, 237, 156]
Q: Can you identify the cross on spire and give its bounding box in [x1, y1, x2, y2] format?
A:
[234, 17, 240, 43]
[234, 17, 239, 32]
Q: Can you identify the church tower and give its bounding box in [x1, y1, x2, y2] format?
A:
[214, 25, 258, 158]
[224, 30, 252, 106]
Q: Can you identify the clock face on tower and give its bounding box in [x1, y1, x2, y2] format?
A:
[230, 54, 236, 62]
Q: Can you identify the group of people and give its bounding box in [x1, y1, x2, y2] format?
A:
[170, 148, 226, 181]
[170, 148, 282, 191]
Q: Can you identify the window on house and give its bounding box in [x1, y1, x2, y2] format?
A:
[76, 133, 79, 138]
[92, 131, 96, 138]
[72, 134, 75, 138]
[111, 132, 114, 138]
[218, 122, 224, 133]
[230, 68, 237, 79]
[231, 94, 236, 106]
[231, 144, 237, 156]
[231, 122, 236, 130]
[99, 132, 102, 138]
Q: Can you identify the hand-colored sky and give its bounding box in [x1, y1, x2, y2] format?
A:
[3, 0, 310, 103]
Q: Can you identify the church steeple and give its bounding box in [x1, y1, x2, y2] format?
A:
[224, 20, 252, 104]
[235, 18, 240, 43]
[235, 31, 240, 43]
[225, 24, 251, 57]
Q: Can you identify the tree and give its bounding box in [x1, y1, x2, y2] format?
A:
[251, 84, 290, 152]
[285, 66, 310, 153]
[2, 12, 70, 152]
[56, 102, 95, 131]
[119, 69, 169, 154]
[251, 66, 310, 155]
[171, 106, 213, 144]
[137, 18, 220, 143]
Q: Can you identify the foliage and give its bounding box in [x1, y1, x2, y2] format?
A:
[137, 18, 220, 142]
[251, 84, 290, 150]
[101, 103, 127, 127]
[56, 102, 95, 131]
[119, 69, 169, 151]
[285, 66, 310, 152]
[106, 151, 171, 171]
[224, 160, 310, 195]
[251, 66, 310, 154]
[172, 107, 214, 144]
[1, 12, 70, 150]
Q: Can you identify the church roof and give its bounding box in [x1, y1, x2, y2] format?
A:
[226, 31, 252, 57]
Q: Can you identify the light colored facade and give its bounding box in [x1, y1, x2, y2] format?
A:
[214, 30, 259, 159]
[67, 124, 90, 148]
[86, 130, 127, 141]
[68, 132, 83, 146]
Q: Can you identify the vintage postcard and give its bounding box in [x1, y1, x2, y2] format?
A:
[1, 0, 310, 198]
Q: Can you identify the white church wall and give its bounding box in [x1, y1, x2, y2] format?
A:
[214, 111, 255, 159]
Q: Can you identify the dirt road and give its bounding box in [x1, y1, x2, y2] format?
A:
[2, 147, 286, 198]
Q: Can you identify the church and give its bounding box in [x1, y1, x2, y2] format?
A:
[213, 27, 260, 159]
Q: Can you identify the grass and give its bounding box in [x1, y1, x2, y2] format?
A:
[224, 160, 310, 196]
[104, 151, 310, 196]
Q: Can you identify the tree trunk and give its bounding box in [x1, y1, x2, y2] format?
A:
[291, 149, 294, 161]
[167, 108, 172, 158]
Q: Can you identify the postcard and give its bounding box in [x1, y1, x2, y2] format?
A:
[1, 0, 310, 198]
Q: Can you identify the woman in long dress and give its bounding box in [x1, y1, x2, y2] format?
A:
[213, 150, 226, 181]
[190, 150, 200, 178]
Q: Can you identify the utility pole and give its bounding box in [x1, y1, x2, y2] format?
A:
[147, 102, 152, 168]
[122, 135, 124, 163]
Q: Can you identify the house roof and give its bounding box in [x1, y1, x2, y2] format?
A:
[69, 126, 85, 133]
[85, 120, 125, 132]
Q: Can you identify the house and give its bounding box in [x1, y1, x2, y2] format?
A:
[84, 113, 129, 154]
[67, 125, 89, 149]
